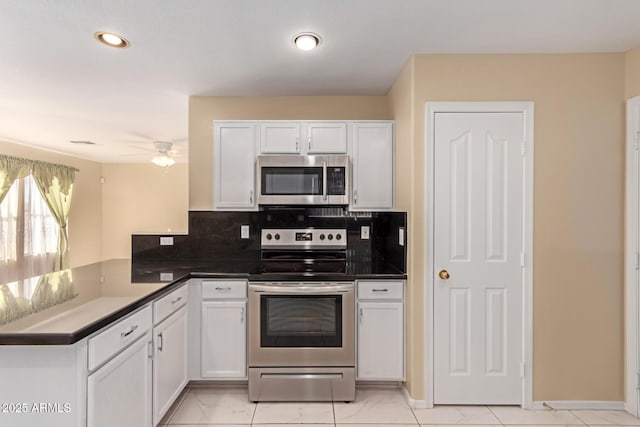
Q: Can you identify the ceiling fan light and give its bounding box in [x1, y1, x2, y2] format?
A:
[152, 154, 175, 167]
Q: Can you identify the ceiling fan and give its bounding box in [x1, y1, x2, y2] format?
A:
[150, 141, 176, 167]
[124, 140, 181, 166]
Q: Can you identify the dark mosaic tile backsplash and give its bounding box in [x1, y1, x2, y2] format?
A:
[132, 209, 406, 275]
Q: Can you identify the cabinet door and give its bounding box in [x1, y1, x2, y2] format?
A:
[260, 123, 300, 153]
[214, 123, 257, 210]
[357, 301, 404, 380]
[201, 301, 247, 378]
[350, 123, 394, 210]
[307, 123, 347, 153]
[153, 306, 188, 426]
[87, 333, 152, 427]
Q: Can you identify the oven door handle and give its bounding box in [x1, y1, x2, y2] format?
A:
[249, 284, 353, 294]
[260, 373, 344, 380]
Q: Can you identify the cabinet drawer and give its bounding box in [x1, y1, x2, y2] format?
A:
[357, 281, 404, 300]
[153, 284, 188, 325]
[202, 280, 247, 299]
[88, 306, 152, 371]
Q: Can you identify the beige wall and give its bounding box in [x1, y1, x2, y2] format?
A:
[0, 140, 103, 267]
[101, 163, 189, 259]
[188, 96, 390, 210]
[1, 140, 189, 264]
[393, 54, 625, 401]
[626, 47, 640, 98]
[387, 58, 422, 396]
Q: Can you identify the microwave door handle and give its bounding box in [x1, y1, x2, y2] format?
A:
[322, 161, 328, 201]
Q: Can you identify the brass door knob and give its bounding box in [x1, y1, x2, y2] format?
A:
[438, 269, 450, 280]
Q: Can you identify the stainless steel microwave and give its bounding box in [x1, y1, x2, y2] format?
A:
[256, 155, 350, 205]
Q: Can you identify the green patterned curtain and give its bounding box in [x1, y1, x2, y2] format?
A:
[0, 155, 31, 204]
[31, 161, 77, 271]
[0, 155, 78, 271]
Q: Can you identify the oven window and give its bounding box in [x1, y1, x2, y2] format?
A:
[261, 167, 323, 195]
[260, 295, 342, 347]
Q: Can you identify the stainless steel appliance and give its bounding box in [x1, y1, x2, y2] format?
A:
[259, 228, 347, 275]
[257, 155, 350, 206]
[248, 227, 355, 402]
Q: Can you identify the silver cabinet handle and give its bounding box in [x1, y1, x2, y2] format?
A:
[308, 136, 312, 151]
[322, 161, 328, 201]
[249, 189, 254, 204]
[170, 296, 183, 304]
[296, 137, 299, 152]
[372, 289, 388, 292]
[147, 340, 153, 359]
[121, 325, 138, 338]
[359, 308, 363, 324]
[157, 332, 163, 351]
[215, 286, 231, 292]
[240, 307, 244, 323]
[354, 189, 358, 204]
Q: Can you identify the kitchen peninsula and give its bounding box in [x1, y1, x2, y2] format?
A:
[0, 209, 407, 427]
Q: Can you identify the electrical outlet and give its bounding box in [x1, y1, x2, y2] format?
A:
[241, 225, 250, 239]
[399, 227, 405, 246]
[160, 272, 174, 282]
[361, 225, 370, 240]
[160, 236, 174, 246]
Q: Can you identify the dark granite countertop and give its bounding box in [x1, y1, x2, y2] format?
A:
[0, 259, 405, 345]
[0, 259, 192, 345]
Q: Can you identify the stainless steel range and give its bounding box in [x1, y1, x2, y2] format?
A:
[248, 228, 355, 402]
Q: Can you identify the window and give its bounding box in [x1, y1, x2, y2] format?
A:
[0, 175, 58, 284]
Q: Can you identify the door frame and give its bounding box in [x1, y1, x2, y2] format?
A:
[424, 102, 534, 408]
[625, 96, 640, 417]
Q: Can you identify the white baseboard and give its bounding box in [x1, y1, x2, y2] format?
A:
[532, 401, 626, 410]
[402, 386, 430, 409]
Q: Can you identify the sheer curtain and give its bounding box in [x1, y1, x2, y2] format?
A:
[0, 155, 77, 284]
[0, 176, 58, 284]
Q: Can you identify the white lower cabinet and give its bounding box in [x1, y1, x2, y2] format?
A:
[153, 305, 188, 425]
[200, 280, 247, 379]
[201, 301, 247, 378]
[87, 331, 153, 427]
[356, 280, 405, 381]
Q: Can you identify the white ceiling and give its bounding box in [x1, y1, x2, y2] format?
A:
[2, 0, 640, 164]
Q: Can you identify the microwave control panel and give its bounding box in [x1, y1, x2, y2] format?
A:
[327, 167, 346, 195]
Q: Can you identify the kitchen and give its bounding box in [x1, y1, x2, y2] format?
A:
[1, 1, 640, 427]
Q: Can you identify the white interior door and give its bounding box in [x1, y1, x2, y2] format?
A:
[625, 96, 640, 417]
[433, 112, 524, 404]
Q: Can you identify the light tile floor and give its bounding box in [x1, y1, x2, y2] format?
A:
[159, 386, 640, 427]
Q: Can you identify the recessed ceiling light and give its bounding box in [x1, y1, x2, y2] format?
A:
[94, 31, 130, 48]
[293, 32, 321, 51]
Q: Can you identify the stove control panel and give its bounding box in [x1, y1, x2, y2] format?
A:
[261, 228, 347, 249]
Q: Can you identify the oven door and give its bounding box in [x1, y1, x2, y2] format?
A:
[248, 282, 355, 367]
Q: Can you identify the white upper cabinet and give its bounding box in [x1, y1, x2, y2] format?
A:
[213, 122, 258, 210]
[259, 122, 347, 154]
[260, 123, 301, 153]
[306, 123, 347, 153]
[214, 120, 393, 211]
[349, 122, 394, 211]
